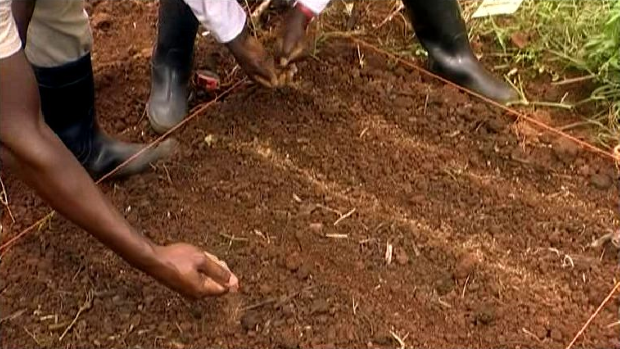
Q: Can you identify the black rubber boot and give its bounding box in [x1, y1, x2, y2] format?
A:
[147, 0, 199, 134]
[403, 0, 518, 103]
[34, 54, 175, 180]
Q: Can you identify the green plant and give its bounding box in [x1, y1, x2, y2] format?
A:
[470, 0, 620, 146]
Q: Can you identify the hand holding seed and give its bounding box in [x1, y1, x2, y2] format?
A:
[151, 243, 239, 298]
[203, 251, 239, 293]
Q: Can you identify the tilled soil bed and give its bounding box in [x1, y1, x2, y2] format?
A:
[1, 1, 619, 348]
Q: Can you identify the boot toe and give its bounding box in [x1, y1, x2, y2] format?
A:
[89, 137, 178, 179]
[113, 138, 178, 178]
[430, 57, 520, 105]
[472, 76, 520, 105]
[491, 86, 520, 105]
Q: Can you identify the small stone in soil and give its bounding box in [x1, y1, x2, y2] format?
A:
[144, 295, 156, 306]
[327, 327, 337, 341]
[578, 164, 592, 176]
[588, 288, 605, 306]
[474, 304, 496, 325]
[310, 299, 330, 315]
[394, 96, 413, 109]
[298, 203, 316, 216]
[547, 229, 562, 246]
[533, 325, 547, 340]
[340, 326, 356, 341]
[309, 222, 324, 233]
[259, 284, 273, 296]
[294, 230, 304, 243]
[282, 304, 295, 318]
[485, 119, 505, 133]
[297, 263, 312, 280]
[373, 330, 394, 345]
[285, 253, 302, 272]
[539, 133, 554, 144]
[552, 138, 579, 164]
[488, 225, 500, 237]
[354, 260, 365, 270]
[130, 314, 142, 327]
[278, 329, 300, 349]
[454, 252, 478, 280]
[158, 322, 169, 333]
[189, 306, 202, 320]
[435, 272, 455, 296]
[550, 328, 564, 341]
[395, 248, 409, 265]
[241, 311, 261, 332]
[510, 147, 528, 162]
[179, 321, 192, 332]
[590, 173, 612, 190]
[112, 295, 122, 305]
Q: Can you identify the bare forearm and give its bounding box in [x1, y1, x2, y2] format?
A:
[1, 47, 170, 288]
[4, 130, 162, 272]
[0, 48, 236, 298]
[11, 0, 36, 44]
[0, 51, 162, 273]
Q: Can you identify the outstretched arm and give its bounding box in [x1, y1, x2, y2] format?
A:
[0, 5, 237, 298]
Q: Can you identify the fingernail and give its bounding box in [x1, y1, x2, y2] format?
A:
[228, 275, 239, 292]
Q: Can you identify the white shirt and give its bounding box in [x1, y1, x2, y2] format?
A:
[0, 0, 22, 59]
[183, 0, 247, 43]
[297, 0, 331, 15]
[183, 0, 332, 44]
[0, 0, 334, 56]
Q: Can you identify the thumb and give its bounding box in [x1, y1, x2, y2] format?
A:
[286, 44, 305, 65]
[256, 58, 280, 87]
[253, 75, 277, 88]
[199, 252, 233, 286]
[279, 56, 290, 68]
[277, 30, 306, 68]
[275, 38, 290, 67]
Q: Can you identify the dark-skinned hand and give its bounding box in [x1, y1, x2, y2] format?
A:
[227, 27, 281, 88]
[151, 243, 239, 299]
[276, 5, 313, 67]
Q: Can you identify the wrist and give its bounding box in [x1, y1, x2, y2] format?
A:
[225, 25, 249, 54]
[129, 238, 165, 274]
[294, 2, 316, 27]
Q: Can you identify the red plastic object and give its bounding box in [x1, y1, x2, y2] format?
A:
[195, 70, 220, 92]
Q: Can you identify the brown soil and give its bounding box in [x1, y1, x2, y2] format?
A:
[1, 2, 619, 349]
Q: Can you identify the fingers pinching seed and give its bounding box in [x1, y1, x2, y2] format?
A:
[201, 252, 232, 283]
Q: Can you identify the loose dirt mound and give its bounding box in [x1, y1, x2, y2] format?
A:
[1, 2, 618, 349]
